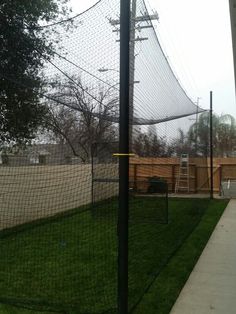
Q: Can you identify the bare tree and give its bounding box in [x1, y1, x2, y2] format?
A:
[133, 127, 168, 157]
[45, 77, 118, 161]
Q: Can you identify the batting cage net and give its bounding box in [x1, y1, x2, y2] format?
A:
[0, 0, 211, 313]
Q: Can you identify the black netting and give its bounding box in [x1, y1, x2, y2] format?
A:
[0, 0, 211, 313]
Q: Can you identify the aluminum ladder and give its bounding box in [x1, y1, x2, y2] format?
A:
[175, 154, 190, 193]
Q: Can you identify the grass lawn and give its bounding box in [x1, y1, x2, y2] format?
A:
[133, 198, 229, 314]
[0, 197, 228, 314]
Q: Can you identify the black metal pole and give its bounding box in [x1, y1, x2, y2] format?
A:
[118, 0, 130, 313]
[210, 91, 213, 199]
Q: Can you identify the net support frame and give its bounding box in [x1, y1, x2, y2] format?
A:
[118, 0, 130, 313]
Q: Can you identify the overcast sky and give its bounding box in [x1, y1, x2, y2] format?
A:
[69, 0, 236, 117]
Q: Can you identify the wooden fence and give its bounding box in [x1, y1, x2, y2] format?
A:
[129, 157, 236, 194]
[1, 158, 235, 230]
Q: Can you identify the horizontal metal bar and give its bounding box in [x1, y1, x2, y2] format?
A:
[116, 37, 148, 43]
[93, 178, 119, 183]
[112, 25, 153, 33]
[93, 179, 170, 183]
[110, 14, 159, 26]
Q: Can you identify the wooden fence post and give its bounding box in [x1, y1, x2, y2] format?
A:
[134, 164, 137, 192]
[219, 165, 222, 196]
[194, 165, 198, 193]
[172, 165, 175, 192]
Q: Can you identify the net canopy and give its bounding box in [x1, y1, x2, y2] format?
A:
[38, 0, 205, 127]
[0, 0, 211, 313]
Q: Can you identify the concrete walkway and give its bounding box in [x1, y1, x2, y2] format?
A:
[170, 199, 236, 314]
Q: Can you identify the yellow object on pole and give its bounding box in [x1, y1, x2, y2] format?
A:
[113, 153, 135, 157]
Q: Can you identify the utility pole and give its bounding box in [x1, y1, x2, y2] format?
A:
[109, 0, 159, 149]
[195, 97, 201, 154]
[129, 0, 137, 151]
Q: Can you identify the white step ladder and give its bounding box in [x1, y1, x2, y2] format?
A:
[175, 154, 190, 193]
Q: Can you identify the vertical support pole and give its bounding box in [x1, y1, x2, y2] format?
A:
[210, 91, 214, 199]
[118, 0, 130, 313]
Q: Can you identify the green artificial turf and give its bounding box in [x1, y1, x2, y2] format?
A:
[0, 197, 228, 314]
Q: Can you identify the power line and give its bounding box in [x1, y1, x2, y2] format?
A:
[23, 1, 103, 30]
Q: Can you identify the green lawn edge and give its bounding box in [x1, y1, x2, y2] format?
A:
[133, 198, 229, 314]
